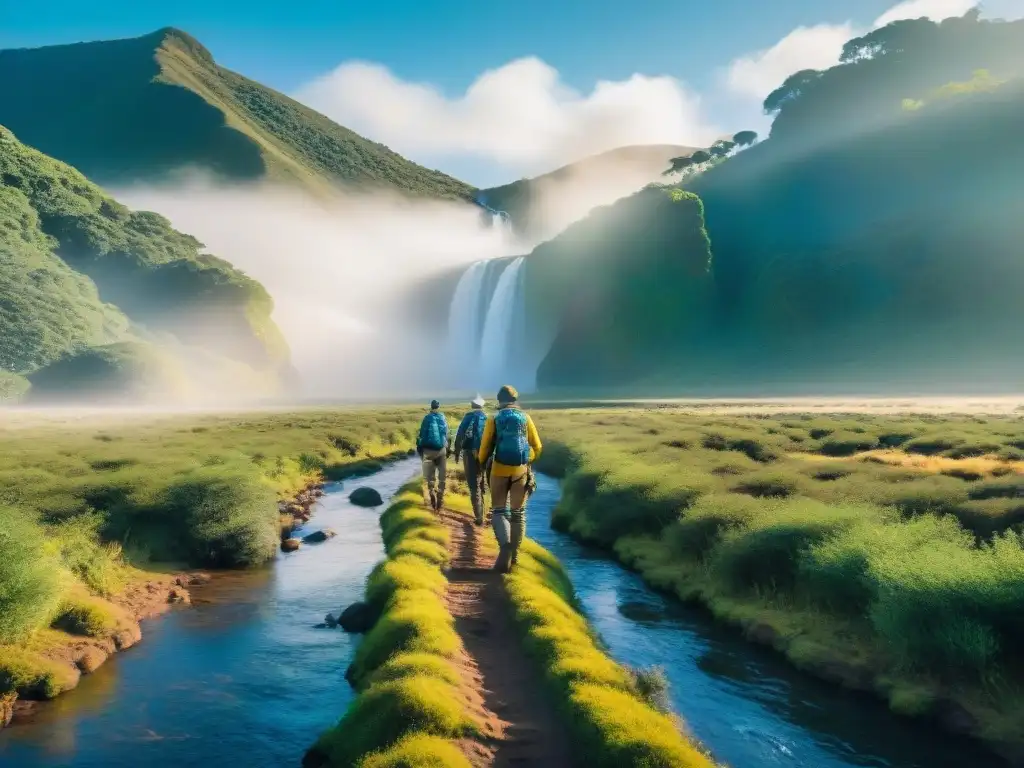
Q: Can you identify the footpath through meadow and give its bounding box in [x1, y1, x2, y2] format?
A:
[436, 504, 575, 767]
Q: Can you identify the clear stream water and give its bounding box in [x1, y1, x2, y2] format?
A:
[0, 464, 1007, 767]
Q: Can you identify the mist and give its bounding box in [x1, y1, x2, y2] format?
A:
[115, 179, 521, 400]
[503, 145, 695, 244]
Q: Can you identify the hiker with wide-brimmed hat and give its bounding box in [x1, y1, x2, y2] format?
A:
[454, 394, 489, 525]
[477, 385, 542, 572]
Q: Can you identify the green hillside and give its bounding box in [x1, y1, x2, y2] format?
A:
[0, 125, 291, 402]
[531, 14, 1024, 393]
[0, 28, 473, 199]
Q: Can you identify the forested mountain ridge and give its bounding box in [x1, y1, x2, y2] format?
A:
[0, 126, 292, 403]
[530, 13, 1024, 393]
[0, 28, 473, 199]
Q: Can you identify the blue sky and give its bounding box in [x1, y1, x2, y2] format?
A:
[3, 1, 1017, 185]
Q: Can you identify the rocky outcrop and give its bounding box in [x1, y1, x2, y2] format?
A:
[349, 487, 383, 507]
[337, 602, 375, 633]
[303, 528, 336, 544]
[279, 483, 326, 536]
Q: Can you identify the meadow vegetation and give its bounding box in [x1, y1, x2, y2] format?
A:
[504, 534, 715, 766]
[533, 407, 1024, 751]
[0, 408, 419, 703]
[306, 482, 474, 768]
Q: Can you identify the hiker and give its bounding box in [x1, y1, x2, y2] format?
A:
[477, 385, 542, 573]
[417, 399, 451, 511]
[454, 394, 488, 526]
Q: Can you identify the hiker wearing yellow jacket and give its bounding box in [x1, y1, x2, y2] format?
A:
[477, 384, 541, 573]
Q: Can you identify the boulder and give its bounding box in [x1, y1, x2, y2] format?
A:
[324, 613, 338, 628]
[281, 538, 301, 553]
[349, 487, 383, 507]
[303, 528, 337, 544]
[168, 587, 191, 605]
[338, 601, 375, 633]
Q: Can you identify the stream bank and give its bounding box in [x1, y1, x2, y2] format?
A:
[0, 460, 419, 767]
[527, 471, 1010, 768]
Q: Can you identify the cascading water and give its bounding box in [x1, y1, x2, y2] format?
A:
[478, 257, 525, 389]
[446, 260, 488, 383]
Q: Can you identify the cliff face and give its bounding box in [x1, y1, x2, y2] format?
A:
[526, 188, 714, 387]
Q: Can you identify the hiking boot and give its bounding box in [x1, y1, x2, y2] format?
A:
[493, 544, 513, 574]
[427, 489, 437, 510]
[435, 493, 445, 511]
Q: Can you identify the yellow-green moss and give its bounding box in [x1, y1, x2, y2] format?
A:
[308, 485, 474, 767]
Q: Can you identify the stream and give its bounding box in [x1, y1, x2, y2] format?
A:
[526, 472, 1007, 768]
[1, 462, 1006, 767]
[0, 460, 420, 768]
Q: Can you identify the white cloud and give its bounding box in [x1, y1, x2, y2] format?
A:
[295, 57, 719, 175]
[874, 0, 976, 26]
[725, 23, 855, 101]
[723, 0, 1017, 104]
[980, 0, 1024, 20]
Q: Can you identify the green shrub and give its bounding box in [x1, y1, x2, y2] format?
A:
[818, 432, 878, 456]
[945, 443, 1001, 459]
[0, 506, 64, 643]
[50, 514, 126, 595]
[867, 533, 1024, 671]
[878, 432, 915, 448]
[702, 432, 777, 462]
[52, 596, 119, 637]
[809, 465, 855, 481]
[0, 647, 78, 699]
[800, 514, 968, 615]
[313, 676, 472, 766]
[968, 478, 1024, 501]
[710, 500, 869, 592]
[666, 494, 762, 560]
[905, 436, 962, 455]
[359, 734, 473, 768]
[880, 477, 969, 518]
[159, 468, 279, 566]
[731, 470, 803, 498]
[953, 499, 1024, 537]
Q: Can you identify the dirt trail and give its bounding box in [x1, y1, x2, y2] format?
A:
[437, 507, 575, 768]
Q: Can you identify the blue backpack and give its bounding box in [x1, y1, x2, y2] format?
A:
[462, 410, 487, 453]
[494, 408, 530, 466]
[419, 412, 448, 451]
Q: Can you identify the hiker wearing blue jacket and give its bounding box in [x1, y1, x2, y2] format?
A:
[417, 399, 451, 511]
[454, 395, 488, 526]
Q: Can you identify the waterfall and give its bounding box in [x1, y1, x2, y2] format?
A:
[446, 260, 488, 382]
[478, 257, 525, 389]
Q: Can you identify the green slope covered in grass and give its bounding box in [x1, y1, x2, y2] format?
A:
[0, 28, 473, 199]
[526, 15, 1024, 393]
[0, 125, 291, 401]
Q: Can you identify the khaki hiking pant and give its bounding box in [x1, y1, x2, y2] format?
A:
[462, 453, 485, 524]
[489, 467, 533, 570]
[421, 448, 447, 498]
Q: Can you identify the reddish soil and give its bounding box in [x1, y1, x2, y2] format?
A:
[437, 507, 575, 768]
